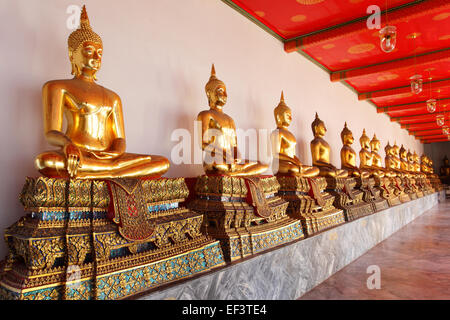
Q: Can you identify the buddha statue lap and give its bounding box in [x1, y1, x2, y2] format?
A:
[0, 7, 225, 301]
[271, 93, 344, 235]
[187, 67, 303, 261]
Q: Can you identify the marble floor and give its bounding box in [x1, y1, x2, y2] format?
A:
[299, 199, 450, 300]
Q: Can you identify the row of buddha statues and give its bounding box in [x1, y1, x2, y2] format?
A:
[0, 6, 443, 300]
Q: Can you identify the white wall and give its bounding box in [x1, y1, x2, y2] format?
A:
[0, 0, 423, 258]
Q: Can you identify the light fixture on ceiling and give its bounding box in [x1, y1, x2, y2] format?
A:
[379, 26, 397, 53]
[410, 34, 422, 95]
[379, 0, 397, 53]
[443, 125, 450, 135]
[436, 114, 445, 127]
[426, 76, 436, 113]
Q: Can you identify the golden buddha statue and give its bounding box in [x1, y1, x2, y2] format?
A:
[370, 134, 385, 178]
[391, 143, 403, 172]
[399, 145, 411, 175]
[407, 150, 415, 173]
[197, 65, 267, 176]
[310, 113, 348, 178]
[340, 123, 370, 179]
[420, 154, 429, 174]
[271, 92, 319, 177]
[34, 6, 169, 179]
[413, 151, 421, 173]
[439, 155, 450, 184]
[384, 142, 398, 177]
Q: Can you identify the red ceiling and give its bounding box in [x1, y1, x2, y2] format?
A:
[228, 0, 450, 143]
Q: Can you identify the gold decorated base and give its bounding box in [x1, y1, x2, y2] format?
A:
[0, 177, 225, 300]
[356, 177, 389, 212]
[324, 177, 374, 222]
[276, 175, 345, 236]
[186, 175, 304, 261]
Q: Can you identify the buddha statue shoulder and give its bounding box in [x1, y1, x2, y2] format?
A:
[370, 134, 385, 177]
[196, 65, 267, 176]
[310, 113, 348, 178]
[271, 92, 319, 177]
[340, 123, 370, 179]
[35, 6, 169, 179]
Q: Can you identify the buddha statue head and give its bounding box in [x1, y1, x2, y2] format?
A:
[444, 155, 449, 166]
[340, 122, 354, 146]
[205, 64, 227, 109]
[370, 134, 381, 153]
[311, 113, 326, 138]
[274, 91, 292, 128]
[359, 129, 371, 150]
[68, 6, 103, 80]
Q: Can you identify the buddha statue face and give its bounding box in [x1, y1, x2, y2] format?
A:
[392, 144, 400, 157]
[70, 41, 103, 78]
[340, 123, 354, 146]
[444, 156, 449, 166]
[385, 143, 392, 156]
[407, 151, 414, 163]
[312, 113, 326, 138]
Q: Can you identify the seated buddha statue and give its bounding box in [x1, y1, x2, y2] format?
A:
[391, 143, 403, 173]
[413, 152, 421, 173]
[358, 129, 384, 178]
[34, 6, 169, 179]
[369, 134, 386, 178]
[407, 150, 416, 173]
[399, 145, 411, 176]
[310, 113, 348, 178]
[340, 123, 370, 179]
[420, 154, 429, 174]
[439, 155, 450, 183]
[196, 65, 268, 176]
[384, 142, 398, 178]
[271, 92, 319, 177]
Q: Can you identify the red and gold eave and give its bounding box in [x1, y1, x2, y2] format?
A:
[226, 0, 450, 143]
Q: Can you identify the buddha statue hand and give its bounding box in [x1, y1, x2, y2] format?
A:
[63, 143, 82, 178]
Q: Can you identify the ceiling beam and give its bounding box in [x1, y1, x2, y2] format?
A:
[421, 137, 450, 143]
[402, 121, 441, 130]
[419, 134, 448, 140]
[284, 0, 449, 53]
[414, 129, 447, 137]
[391, 110, 450, 122]
[358, 78, 450, 101]
[377, 98, 450, 113]
[331, 48, 450, 82]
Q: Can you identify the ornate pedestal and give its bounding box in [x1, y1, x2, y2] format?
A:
[324, 177, 374, 222]
[357, 177, 389, 212]
[275, 176, 345, 236]
[400, 175, 418, 200]
[377, 177, 401, 207]
[0, 177, 225, 300]
[186, 175, 304, 262]
[392, 177, 411, 203]
[410, 175, 424, 198]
